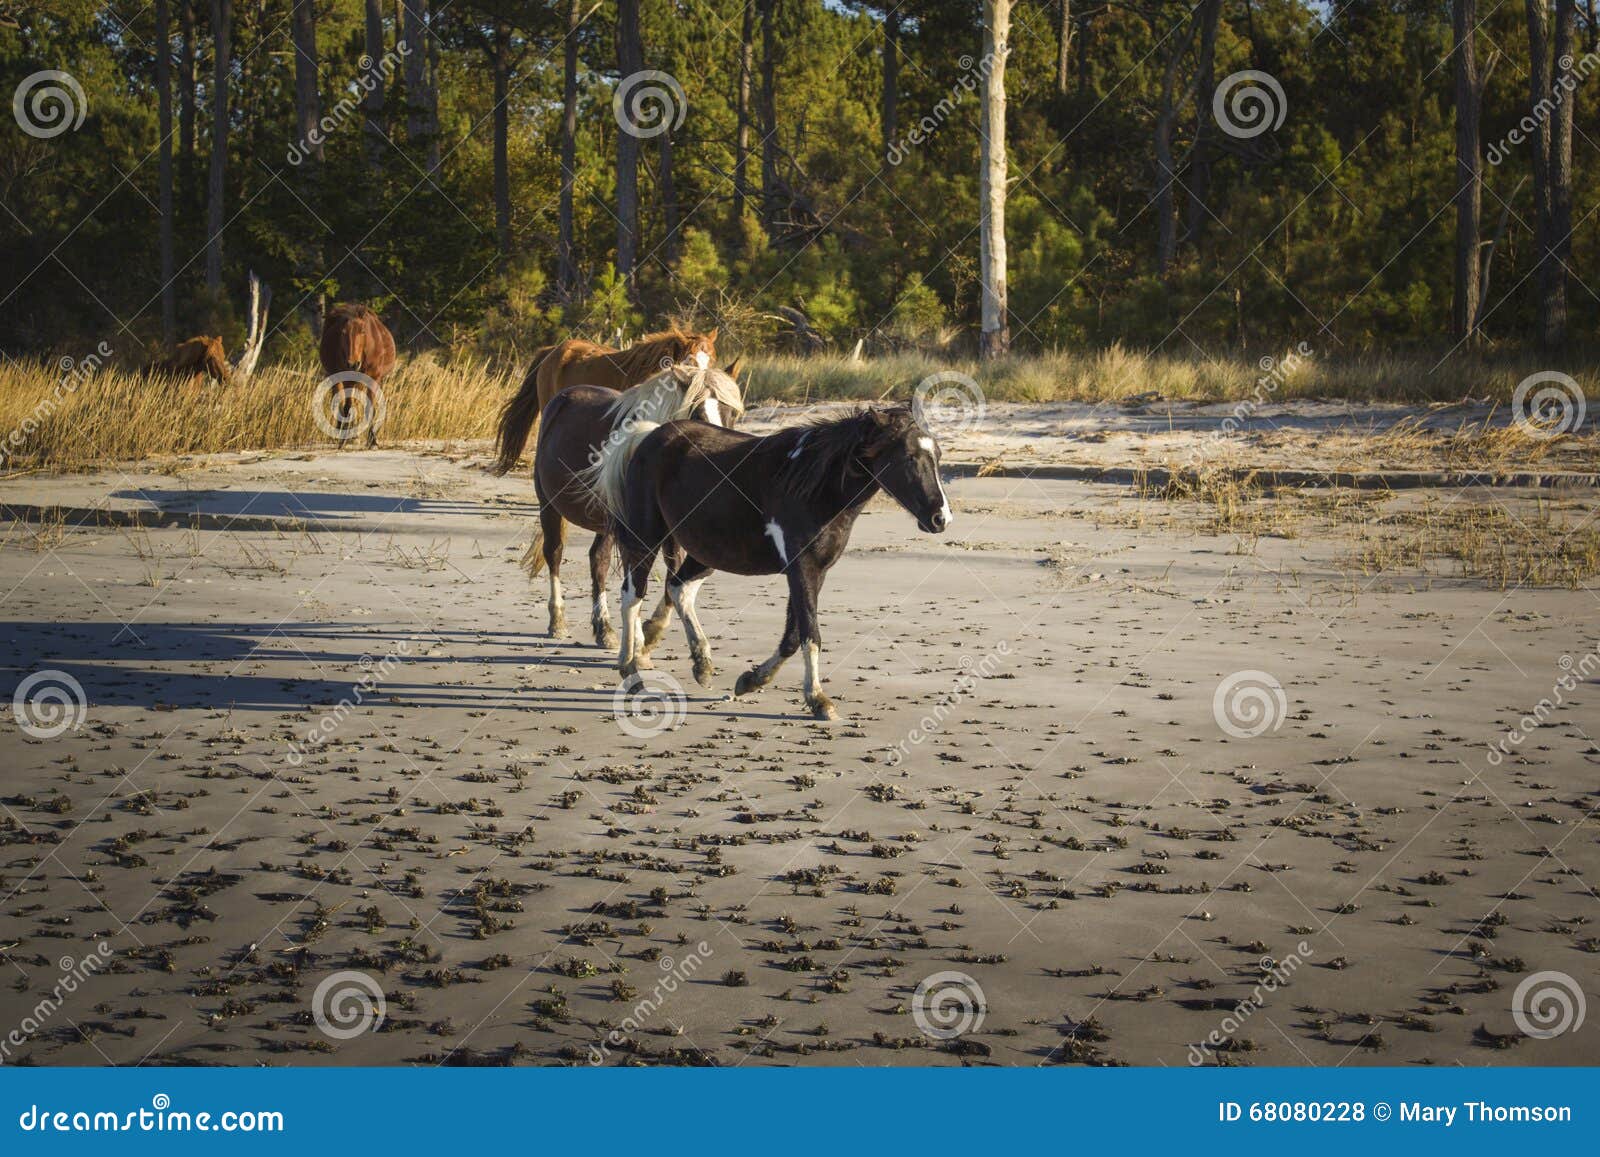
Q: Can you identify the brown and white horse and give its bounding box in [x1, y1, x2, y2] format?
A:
[587, 406, 950, 719]
[492, 327, 718, 476]
[525, 364, 745, 649]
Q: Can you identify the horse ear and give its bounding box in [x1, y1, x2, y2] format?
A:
[725, 356, 744, 379]
[706, 327, 718, 343]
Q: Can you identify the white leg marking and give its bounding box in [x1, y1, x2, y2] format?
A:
[619, 589, 643, 669]
[765, 520, 787, 567]
[802, 642, 822, 698]
[594, 591, 609, 620]
[550, 573, 564, 615]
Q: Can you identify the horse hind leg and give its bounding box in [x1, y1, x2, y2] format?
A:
[735, 600, 800, 698]
[540, 504, 567, 637]
[665, 557, 715, 688]
[639, 540, 681, 655]
[589, 532, 618, 650]
[617, 550, 658, 682]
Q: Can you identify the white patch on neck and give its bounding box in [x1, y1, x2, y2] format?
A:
[765, 519, 787, 567]
[694, 350, 710, 369]
[702, 397, 722, 426]
[917, 436, 935, 453]
[788, 431, 809, 459]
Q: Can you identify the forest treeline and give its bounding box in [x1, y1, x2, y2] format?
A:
[3, 0, 1596, 367]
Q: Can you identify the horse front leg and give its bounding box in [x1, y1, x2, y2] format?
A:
[789, 564, 834, 720]
[588, 532, 618, 650]
[734, 599, 800, 698]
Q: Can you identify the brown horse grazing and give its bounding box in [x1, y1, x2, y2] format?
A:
[319, 303, 398, 449]
[147, 272, 271, 385]
[527, 365, 744, 649]
[149, 336, 232, 384]
[492, 327, 717, 476]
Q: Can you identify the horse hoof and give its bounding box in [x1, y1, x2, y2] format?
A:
[597, 627, 619, 650]
[734, 671, 761, 697]
[547, 618, 567, 638]
[641, 621, 667, 650]
[807, 696, 837, 721]
[693, 661, 715, 689]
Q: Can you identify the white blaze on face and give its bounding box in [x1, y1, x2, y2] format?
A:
[765, 519, 787, 567]
[702, 397, 722, 426]
[915, 434, 952, 527]
[694, 350, 711, 369]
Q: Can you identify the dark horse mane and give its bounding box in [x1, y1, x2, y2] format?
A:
[776, 405, 918, 502]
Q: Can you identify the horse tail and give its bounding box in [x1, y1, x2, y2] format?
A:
[520, 534, 547, 578]
[492, 357, 546, 476]
[585, 420, 660, 518]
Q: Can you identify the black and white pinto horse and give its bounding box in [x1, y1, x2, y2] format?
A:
[586, 405, 951, 719]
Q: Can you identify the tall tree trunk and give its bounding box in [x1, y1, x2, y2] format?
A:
[1452, 0, 1482, 343]
[290, 0, 322, 330]
[1056, 0, 1071, 96]
[492, 22, 511, 256]
[156, 0, 176, 344]
[616, 0, 643, 297]
[734, 0, 754, 223]
[179, 0, 196, 213]
[979, 0, 1010, 359]
[1544, 0, 1575, 348]
[558, 0, 580, 295]
[1185, 7, 1218, 250]
[659, 126, 681, 266]
[291, 0, 321, 163]
[401, 0, 438, 169]
[363, 0, 386, 172]
[1525, 0, 1558, 346]
[758, 0, 779, 238]
[882, 7, 899, 163]
[205, 0, 229, 295]
[1153, 0, 1220, 278]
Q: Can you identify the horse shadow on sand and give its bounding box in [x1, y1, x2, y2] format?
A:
[0, 620, 724, 717]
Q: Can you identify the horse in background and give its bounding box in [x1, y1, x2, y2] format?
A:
[492, 327, 718, 476]
[588, 406, 950, 719]
[319, 304, 397, 449]
[147, 272, 270, 385]
[524, 364, 744, 649]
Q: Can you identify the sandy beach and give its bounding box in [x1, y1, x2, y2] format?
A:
[1, 405, 1596, 1066]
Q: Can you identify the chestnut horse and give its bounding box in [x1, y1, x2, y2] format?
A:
[319, 303, 397, 448]
[147, 272, 270, 385]
[492, 327, 717, 475]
